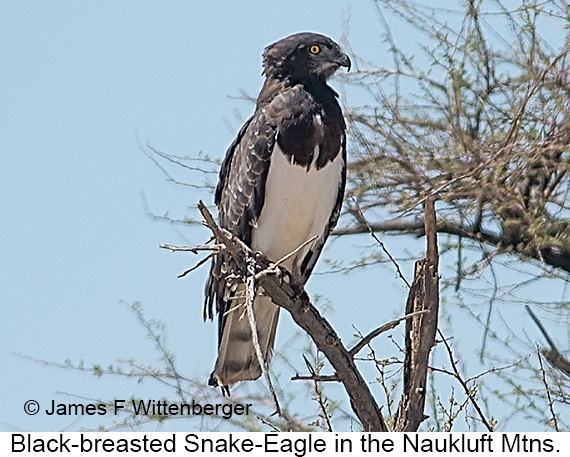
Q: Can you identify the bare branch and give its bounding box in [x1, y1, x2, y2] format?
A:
[196, 201, 388, 432]
[159, 243, 221, 254]
[394, 198, 440, 432]
[291, 374, 340, 382]
[349, 310, 428, 356]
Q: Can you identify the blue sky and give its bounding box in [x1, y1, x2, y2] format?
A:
[1, 0, 398, 432]
[2, 1, 568, 432]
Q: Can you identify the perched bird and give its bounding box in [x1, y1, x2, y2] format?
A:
[205, 32, 350, 390]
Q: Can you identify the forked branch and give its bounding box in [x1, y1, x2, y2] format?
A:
[164, 199, 443, 432]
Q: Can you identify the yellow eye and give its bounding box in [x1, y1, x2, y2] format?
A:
[309, 45, 321, 54]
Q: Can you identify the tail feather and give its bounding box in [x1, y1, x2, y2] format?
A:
[209, 290, 279, 388]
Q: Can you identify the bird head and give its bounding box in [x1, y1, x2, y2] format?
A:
[263, 32, 351, 83]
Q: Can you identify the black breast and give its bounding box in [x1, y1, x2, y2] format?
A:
[261, 82, 345, 170]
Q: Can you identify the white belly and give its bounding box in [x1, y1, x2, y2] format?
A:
[251, 144, 343, 274]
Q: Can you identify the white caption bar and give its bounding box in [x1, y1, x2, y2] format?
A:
[1, 432, 567, 456]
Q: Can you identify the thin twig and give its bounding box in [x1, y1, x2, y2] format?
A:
[256, 415, 281, 432]
[536, 346, 560, 432]
[250, 236, 319, 282]
[159, 243, 221, 254]
[401, 43, 570, 214]
[269, 235, 318, 270]
[349, 310, 428, 356]
[501, 43, 570, 148]
[303, 354, 333, 432]
[526, 305, 570, 379]
[351, 202, 411, 288]
[541, 349, 570, 379]
[290, 374, 340, 382]
[352, 322, 400, 418]
[178, 253, 214, 278]
[525, 305, 560, 352]
[244, 263, 281, 416]
[437, 329, 494, 432]
[429, 363, 515, 384]
[480, 261, 498, 362]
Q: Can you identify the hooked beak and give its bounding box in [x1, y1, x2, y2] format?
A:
[336, 52, 351, 72]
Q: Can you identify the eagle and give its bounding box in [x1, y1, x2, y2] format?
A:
[205, 32, 350, 390]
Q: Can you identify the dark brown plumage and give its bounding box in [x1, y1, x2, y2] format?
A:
[205, 32, 350, 390]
